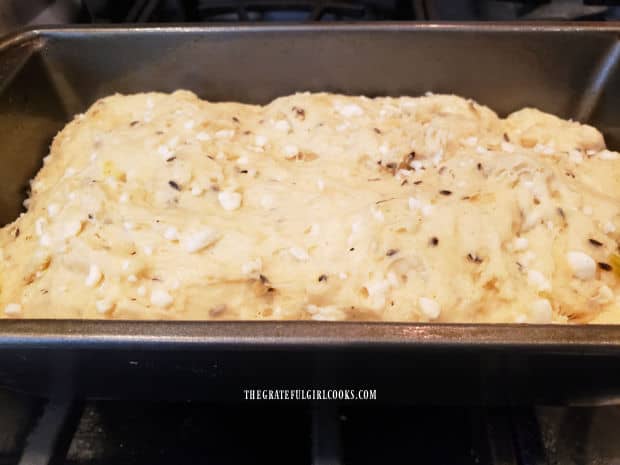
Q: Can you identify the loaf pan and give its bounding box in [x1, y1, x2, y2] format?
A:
[1, 23, 620, 403]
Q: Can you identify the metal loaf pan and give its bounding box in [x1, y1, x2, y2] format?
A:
[1, 23, 620, 404]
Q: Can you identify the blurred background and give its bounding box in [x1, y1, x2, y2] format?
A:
[3, 0, 620, 34]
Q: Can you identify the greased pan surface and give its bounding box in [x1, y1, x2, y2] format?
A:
[1, 24, 620, 403]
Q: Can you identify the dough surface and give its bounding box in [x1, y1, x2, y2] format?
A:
[2, 90, 620, 323]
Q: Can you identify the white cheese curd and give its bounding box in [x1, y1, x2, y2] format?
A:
[530, 299, 552, 323]
[4, 303, 22, 316]
[182, 228, 218, 253]
[289, 247, 309, 261]
[150, 289, 174, 308]
[418, 297, 441, 319]
[85, 264, 103, 287]
[218, 191, 242, 211]
[566, 251, 596, 280]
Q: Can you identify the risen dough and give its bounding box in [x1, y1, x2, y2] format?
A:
[2, 90, 620, 323]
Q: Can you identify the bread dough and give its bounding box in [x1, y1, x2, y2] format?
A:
[2, 90, 620, 323]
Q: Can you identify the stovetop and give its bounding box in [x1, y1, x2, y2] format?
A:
[4, 0, 620, 34]
[3, 1, 620, 464]
[69, 0, 620, 22]
[1, 387, 620, 465]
